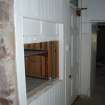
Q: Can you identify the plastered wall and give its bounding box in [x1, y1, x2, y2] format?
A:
[87, 0, 105, 21]
[0, 0, 18, 105]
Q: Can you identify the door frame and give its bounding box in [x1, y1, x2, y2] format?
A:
[89, 20, 105, 96]
[65, 5, 81, 105]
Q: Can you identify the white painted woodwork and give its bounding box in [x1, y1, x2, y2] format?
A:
[64, 1, 80, 104]
[23, 18, 59, 43]
[14, 0, 80, 105]
[80, 0, 105, 96]
[23, 18, 41, 36]
[14, 16, 27, 105]
[28, 81, 65, 105]
[22, 0, 63, 22]
[14, 0, 65, 105]
[14, 1, 27, 105]
[70, 8, 80, 103]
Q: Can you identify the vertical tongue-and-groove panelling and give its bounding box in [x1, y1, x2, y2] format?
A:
[22, 0, 63, 22]
[21, 0, 64, 43]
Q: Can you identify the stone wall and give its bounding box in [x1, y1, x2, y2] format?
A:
[0, 0, 18, 105]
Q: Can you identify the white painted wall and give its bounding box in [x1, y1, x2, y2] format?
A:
[87, 0, 105, 21]
[63, 1, 81, 104]
[14, 0, 81, 105]
[22, 0, 63, 22]
[80, 0, 105, 96]
[14, 0, 65, 105]
[80, 0, 92, 95]
[80, 10, 91, 95]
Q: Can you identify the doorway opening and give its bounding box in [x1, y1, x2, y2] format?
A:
[24, 41, 59, 94]
[91, 23, 105, 103]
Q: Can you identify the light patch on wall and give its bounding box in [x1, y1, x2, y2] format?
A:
[92, 23, 98, 33]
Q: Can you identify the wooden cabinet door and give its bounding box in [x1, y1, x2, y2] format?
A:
[24, 41, 59, 79]
[25, 43, 42, 78]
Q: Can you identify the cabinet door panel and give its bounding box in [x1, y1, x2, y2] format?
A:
[25, 41, 59, 79]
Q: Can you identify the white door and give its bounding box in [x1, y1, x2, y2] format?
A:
[66, 7, 80, 105]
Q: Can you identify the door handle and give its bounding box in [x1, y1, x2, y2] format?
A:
[69, 75, 72, 79]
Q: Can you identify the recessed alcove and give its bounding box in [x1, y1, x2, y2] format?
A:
[24, 41, 59, 93]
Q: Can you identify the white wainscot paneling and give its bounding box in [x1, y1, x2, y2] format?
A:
[23, 0, 40, 17]
[40, 0, 63, 21]
[54, 0, 63, 20]
[42, 22, 58, 36]
[22, 0, 63, 22]
[29, 81, 65, 105]
[23, 18, 59, 43]
[23, 18, 41, 36]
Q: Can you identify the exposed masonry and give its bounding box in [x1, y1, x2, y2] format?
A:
[0, 0, 18, 105]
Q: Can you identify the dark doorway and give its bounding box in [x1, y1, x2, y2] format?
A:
[96, 25, 105, 63]
[95, 24, 105, 104]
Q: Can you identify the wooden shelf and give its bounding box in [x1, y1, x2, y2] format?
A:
[24, 49, 48, 57]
